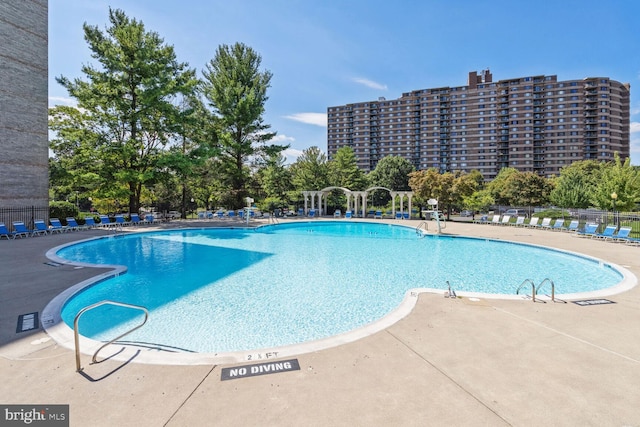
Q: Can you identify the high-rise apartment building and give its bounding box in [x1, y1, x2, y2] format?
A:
[327, 70, 630, 180]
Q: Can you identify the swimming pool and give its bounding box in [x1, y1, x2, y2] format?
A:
[45, 221, 631, 362]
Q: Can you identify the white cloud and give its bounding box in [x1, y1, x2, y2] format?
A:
[283, 147, 304, 164]
[48, 96, 76, 107]
[270, 134, 295, 143]
[352, 77, 388, 91]
[283, 113, 327, 127]
[630, 122, 640, 133]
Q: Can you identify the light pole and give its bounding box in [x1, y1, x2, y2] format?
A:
[611, 192, 618, 227]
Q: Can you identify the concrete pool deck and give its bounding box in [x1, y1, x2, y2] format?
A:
[1, 218, 639, 426]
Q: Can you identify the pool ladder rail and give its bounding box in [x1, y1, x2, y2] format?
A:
[73, 300, 149, 372]
[516, 278, 566, 303]
[416, 221, 428, 236]
[445, 280, 457, 298]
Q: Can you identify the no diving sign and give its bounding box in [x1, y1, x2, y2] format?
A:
[221, 359, 300, 381]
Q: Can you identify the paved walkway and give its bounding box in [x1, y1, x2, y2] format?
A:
[1, 219, 639, 426]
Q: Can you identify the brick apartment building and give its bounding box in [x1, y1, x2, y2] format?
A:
[327, 70, 630, 180]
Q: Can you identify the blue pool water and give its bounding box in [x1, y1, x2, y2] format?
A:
[58, 221, 623, 353]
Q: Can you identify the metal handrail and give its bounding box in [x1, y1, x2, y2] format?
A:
[416, 221, 428, 236]
[74, 300, 149, 372]
[516, 279, 537, 302]
[536, 278, 557, 302]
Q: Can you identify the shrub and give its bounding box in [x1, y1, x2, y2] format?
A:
[50, 201, 78, 223]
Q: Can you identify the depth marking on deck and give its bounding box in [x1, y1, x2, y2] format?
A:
[16, 312, 39, 333]
[221, 359, 300, 381]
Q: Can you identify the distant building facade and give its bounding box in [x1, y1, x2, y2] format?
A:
[327, 70, 630, 179]
[0, 1, 49, 222]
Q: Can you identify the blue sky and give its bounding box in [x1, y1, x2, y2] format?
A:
[49, 0, 640, 165]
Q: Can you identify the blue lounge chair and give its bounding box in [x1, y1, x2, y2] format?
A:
[0, 222, 11, 240]
[145, 214, 155, 224]
[592, 225, 617, 239]
[563, 220, 579, 232]
[66, 217, 81, 231]
[308, 209, 316, 218]
[345, 210, 353, 219]
[227, 210, 236, 219]
[575, 223, 598, 238]
[403, 212, 410, 220]
[99, 215, 113, 227]
[130, 213, 146, 225]
[374, 211, 382, 219]
[550, 219, 565, 231]
[49, 218, 67, 233]
[395, 212, 403, 220]
[609, 226, 632, 242]
[114, 215, 130, 226]
[12, 221, 32, 239]
[32, 219, 50, 236]
[84, 217, 97, 228]
[333, 210, 341, 218]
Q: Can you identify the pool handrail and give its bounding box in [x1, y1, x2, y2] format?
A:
[74, 300, 149, 372]
[516, 279, 537, 302]
[536, 278, 564, 303]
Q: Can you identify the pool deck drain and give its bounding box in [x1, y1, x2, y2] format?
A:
[1, 219, 640, 426]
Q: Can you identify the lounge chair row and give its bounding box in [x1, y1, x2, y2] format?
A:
[574, 224, 640, 244]
[197, 210, 259, 220]
[0, 214, 156, 239]
[479, 215, 581, 232]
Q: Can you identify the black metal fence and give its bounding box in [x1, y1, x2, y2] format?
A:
[0, 206, 49, 231]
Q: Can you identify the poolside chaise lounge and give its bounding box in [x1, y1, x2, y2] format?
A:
[608, 226, 632, 242]
[49, 218, 67, 233]
[12, 221, 32, 239]
[539, 217, 553, 228]
[489, 214, 501, 225]
[0, 222, 11, 240]
[550, 218, 565, 231]
[84, 217, 98, 228]
[511, 216, 526, 226]
[374, 211, 382, 219]
[345, 210, 353, 219]
[592, 225, 617, 239]
[114, 215, 130, 226]
[563, 219, 579, 232]
[526, 217, 539, 228]
[575, 223, 598, 238]
[333, 210, 341, 218]
[130, 213, 146, 225]
[32, 220, 50, 236]
[65, 217, 81, 231]
[500, 215, 511, 225]
[98, 215, 113, 227]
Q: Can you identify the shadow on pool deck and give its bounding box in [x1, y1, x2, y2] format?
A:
[1, 219, 640, 426]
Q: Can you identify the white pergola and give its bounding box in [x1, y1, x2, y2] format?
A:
[301, 187, 414, 218]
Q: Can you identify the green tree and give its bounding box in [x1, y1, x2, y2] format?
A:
[368, 155, 415, 206]
[53, 8, 197, 214]
[486, 167, 519, 206]
[328, 146, 367, 190]
[290, 146, 330, 191]
[550, 160, 603, 209]
[502, 172, 552, 209]
[201, 42, 284, 209]
[592, 153, 640, 211]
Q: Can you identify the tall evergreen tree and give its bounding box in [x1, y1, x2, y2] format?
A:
[201, 43, 284, 208]
[53, 8, 197, 213]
